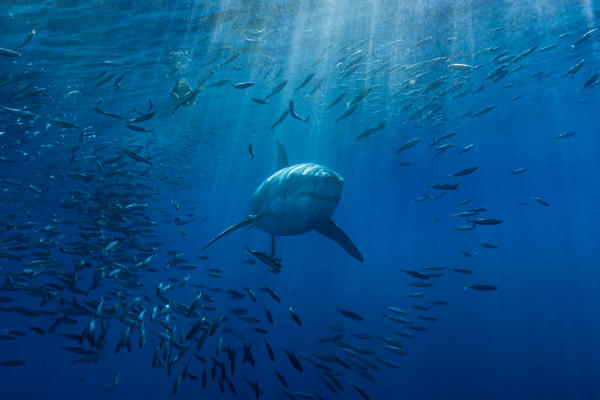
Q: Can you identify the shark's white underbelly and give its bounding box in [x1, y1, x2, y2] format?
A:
[249, 163, 343, 236]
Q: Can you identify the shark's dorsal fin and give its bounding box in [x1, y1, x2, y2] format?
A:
[316, 220, 363, 262]
[276, 139, 289, 170]
[203, 214, 262, 250]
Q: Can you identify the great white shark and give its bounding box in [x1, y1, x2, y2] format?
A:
[203, 142, 363, 262]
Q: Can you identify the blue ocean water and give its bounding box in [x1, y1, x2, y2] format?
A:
[1, 0, 599, 399]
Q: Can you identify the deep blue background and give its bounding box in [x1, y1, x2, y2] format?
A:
[1, 0, 599, 399]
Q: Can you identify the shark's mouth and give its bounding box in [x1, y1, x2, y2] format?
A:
[296, 191, 341, 203]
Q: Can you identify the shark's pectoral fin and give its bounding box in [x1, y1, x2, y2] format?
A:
[203, 214, 262, 250]
[316, 220, 363, 262]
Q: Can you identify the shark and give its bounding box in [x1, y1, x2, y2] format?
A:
[203, 141, 363, 262]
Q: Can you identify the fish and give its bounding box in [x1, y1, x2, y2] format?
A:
[100, 60, 122, 66]
[433, 143, 454, 154]
[289, 307, 302, 326]
[479, 243, 498, 249]
[355, 121, 388, 141]
[422, 75, 448, 95]
[232, 81, 254, 89]
[465, 284, 498, 291]
[552, 131, 575, 140]
[328, 94, 345, 108]
[245, 379, 263, 398]
[336, 105, 358, 122]
[532, 196, 550, 206]
[469, 218, 502, 225]
[274, 369, 287, 388]
[125, 124, 152, 133]
[469, 207, 488, 213]
[284, 349, 303, 372]
[401, 269, 430, 280]
[1, 106, 37, 119]
[0, 360, 26, 367]
[94, 73, 115, 88]
[429, 183, 460, 190]
[511, 168, 527, 174]
[452, 211, 478, 217]
[14, 30, 36, 50]
[83, 69, 107, 84]
[264, 340, 274, 361]
[384, 345, 408, 355]
[396, 138, 420, 153]
[29, 326, 45, 335]
[295, 73, 314, 92]
[266, 80, 287, 99]
[454, 225, 476, 231]
[122, 149, 153, 167]
[337, 309, 363, 321]
[386, 306, 408, 315]
[92, 107, 123, 119]
[0, 48, 21, 57]
[509, 45, 537, 65]
[128, 111, 155, 123]
[452, 268, 472, 274]
[449, 166, 478, 178]
[309, 78, 324, 96]
[204, 158, 362, 262]
[271, 109, 290, 129]
[244, 244, 282, 268]
[260, 287, 281, 303]
[9, 82, 34, 99]
[474, 46, 501, 57]
[348, 88, 372, 105]
[112, 72, 125, 88]
[472, 105, 495, 117]
[218, 52, 240, 67]
[289, 100, 309, 122]
[376, 357, 401, 369]
[384, 314, 411, 324]
[540, 44, 557, 52]
[583, 72, 600, 88]
[244, 288, 256, 302]
[571, 28, 598, 49]
[448, 63, 478, 71]
[48, 120, 79, 129]
[251, 98, 268, 104]
[248, 144, 254, 159]
[563, 60, 585, 78]
[352, 384, 371, 400]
